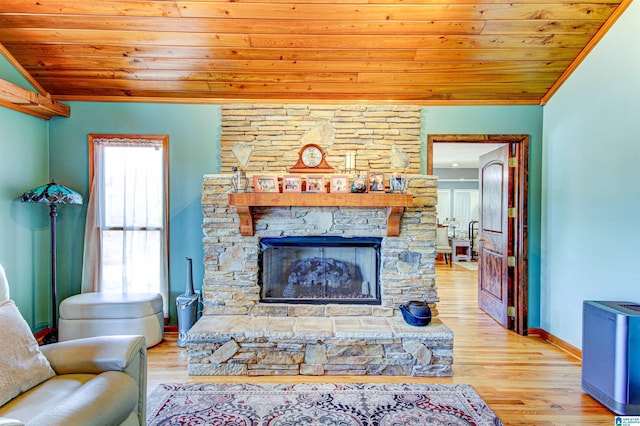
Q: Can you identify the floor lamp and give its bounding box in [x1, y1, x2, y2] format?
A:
[22, 180, 83, 344]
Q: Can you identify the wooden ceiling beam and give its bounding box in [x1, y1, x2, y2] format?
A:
[0, 42, 70, 119]
[0, 78, 70, 119]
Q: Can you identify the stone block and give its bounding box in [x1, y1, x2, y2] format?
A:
[366, 364, 413, 375]
[411, 363, 453, 377]
[247, 369, 299, 376]
[228, 352, 256, 364]
[300, 364, 325, 376]
[305, 344, 328, 364]
[326, 306, 373, 316]
[326, 355, 383, 365]
[294, 317, 334, 339]
[209, 339, 240, 364]
[326, 344, 384, 357]
[251, 305, 288, 317]
[256, 350, 305, 365]
[402, 340, 433, 365]
[188, 363, 247, 376]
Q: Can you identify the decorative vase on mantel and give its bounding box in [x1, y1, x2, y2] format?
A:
[231, 166, 248, 193]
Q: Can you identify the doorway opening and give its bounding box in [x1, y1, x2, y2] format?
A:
[428, 134, 529, 335]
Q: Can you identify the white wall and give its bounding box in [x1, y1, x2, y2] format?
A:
[541, 0, 640, 348]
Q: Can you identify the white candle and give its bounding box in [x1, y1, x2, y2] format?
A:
[345, 153, 356, 171]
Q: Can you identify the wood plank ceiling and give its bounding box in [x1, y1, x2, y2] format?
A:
[0, 0, 629, 111]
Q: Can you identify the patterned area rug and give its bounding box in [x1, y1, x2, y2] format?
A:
[147, 383, 503, 426]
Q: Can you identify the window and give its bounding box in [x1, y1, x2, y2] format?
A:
[82, 134, 169, 315]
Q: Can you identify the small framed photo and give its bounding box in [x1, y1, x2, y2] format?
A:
[368, 171, 385, 192]
[330, 175, 349, 193]
[282, 175, 302, 193]
[305, 175, 325, 193]
[253, 175, 279, 193]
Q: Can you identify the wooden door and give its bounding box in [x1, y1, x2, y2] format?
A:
[478, 145, 511, 328]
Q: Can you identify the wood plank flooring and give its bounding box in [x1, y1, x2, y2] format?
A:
[147, 261, 615, 425]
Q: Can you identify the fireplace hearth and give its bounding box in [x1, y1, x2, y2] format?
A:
[259, 236, 381, 305]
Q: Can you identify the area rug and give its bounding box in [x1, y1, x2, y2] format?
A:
[454, 261, 478, 271]
[147, 383, 503, 426]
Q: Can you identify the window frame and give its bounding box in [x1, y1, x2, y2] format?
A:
[87, 133, 170, 305]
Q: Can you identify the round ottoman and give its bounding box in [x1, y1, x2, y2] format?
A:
[59, 292, 164, 348]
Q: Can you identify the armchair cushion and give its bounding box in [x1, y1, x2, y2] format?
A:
[3, 372, 137, 426]
[0, 300, 55, 406]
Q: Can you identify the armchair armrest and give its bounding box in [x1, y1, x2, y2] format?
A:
[40, 335, 145, 374]
[40, 335, 147, 424]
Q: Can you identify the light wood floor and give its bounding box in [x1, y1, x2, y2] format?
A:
[147, 261, 614, 425]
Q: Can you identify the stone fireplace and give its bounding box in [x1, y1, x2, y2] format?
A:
[187, 174, 454, 376]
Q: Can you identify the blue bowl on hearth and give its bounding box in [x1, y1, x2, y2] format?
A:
[399, 301, 432, 327]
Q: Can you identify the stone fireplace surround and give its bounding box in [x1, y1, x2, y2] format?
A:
[187, 174, 453, 376]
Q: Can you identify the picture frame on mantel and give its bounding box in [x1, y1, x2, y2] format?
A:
[305, 176, 325, 193]
[368, 171, 385, 192]
[253, 175, 279, 193]
[330, 175, 349, 193]
[282, 175, 302, 193]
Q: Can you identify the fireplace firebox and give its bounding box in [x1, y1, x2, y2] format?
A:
[258, 236, 381, 304]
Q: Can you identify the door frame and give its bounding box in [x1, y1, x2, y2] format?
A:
[428, 134, 529, 335]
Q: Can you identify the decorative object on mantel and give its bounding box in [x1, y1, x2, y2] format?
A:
[390, 172, 408, 193]
[305, 175, 325, 193]
[253, 175, 279, 193]
[329, 175, 349, 193]
[230, 167, 248, 193]
[391, 144, 411, 170]
[231, 142, 254, 169]
[148, 383, 503, 426]
[350, 173, 368, 193]
[289, 143, 335, 174]
[21, 180, 83, 344]
[368, 171, 385, 192]
[399, 300, 433, 326]
[282, 175, 302, 193]
[344, 151, 357, 174]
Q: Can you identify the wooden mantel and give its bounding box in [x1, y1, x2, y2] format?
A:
[228, 192, 414, 236]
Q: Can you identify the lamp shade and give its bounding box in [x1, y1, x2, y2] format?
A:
[21, 181, 82, 205]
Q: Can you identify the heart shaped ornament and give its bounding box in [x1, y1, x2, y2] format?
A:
[232, 143, 254, 168]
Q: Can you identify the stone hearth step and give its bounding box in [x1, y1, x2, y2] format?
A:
[187, 315, 453, 377]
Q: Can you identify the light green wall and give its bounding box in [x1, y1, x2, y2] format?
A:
[0, 56, 52, 331]
[541, 0, 640, 348]
[421, 106, 544, 327]
[48, 102, 221, 324]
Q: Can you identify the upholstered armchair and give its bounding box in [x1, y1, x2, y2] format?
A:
[0, 264, 147, 426]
